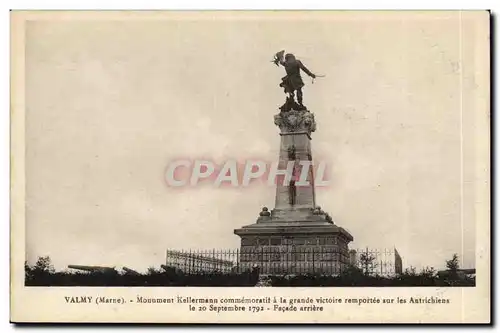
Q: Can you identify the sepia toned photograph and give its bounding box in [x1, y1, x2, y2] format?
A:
[10, 10, 490, 323]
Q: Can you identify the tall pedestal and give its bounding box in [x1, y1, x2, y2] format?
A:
[234, 107, 353, 275]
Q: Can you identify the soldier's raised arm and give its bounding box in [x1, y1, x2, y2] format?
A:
[298, 61, 316, 78]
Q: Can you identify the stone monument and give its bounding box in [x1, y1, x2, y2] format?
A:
[233, 51, 353, 275]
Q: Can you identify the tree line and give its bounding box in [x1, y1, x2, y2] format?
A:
[24, 253, 474, 287]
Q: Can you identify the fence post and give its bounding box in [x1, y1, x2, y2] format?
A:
[281, 243, 292, 274]
[212, 248, 219, 271]
[299, 247, 302, 275]
[260, 247, 264, 274]
[312, 248, 315, 274]
[189, 249, 193, 274]
[320, 247, 323, 275]
[236, 248, 239, 273]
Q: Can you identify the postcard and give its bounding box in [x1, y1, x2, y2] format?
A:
[10, 10, 490, 323]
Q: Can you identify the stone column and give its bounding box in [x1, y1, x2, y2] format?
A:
[273, 109, 317, 210]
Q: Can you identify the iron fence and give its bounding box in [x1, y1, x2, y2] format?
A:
[165, 247, 400, 276]
[349, 247, 400, 277]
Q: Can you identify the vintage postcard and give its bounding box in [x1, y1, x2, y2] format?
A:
[10, 10, 490, 323]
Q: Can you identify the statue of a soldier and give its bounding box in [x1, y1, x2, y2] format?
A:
[273, 50, 318, 111]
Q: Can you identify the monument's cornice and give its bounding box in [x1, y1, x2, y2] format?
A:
[234, 223, 354, 242]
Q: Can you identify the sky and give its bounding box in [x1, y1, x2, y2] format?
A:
[23, 11, 487, 272]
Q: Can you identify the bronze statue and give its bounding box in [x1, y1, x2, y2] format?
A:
[272, 50, 321, 111]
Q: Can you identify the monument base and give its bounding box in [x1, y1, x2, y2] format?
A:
[234, 208, 353, 275]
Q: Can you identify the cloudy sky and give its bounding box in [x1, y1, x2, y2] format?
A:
[23, 11, 487, 272]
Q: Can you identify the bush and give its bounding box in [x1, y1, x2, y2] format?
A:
[25, 258, 261, 287]
[24, 257, 475, 287]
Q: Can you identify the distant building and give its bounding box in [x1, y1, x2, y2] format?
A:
[394, 248, 403, 275]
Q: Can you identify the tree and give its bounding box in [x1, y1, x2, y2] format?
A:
[33, 256, 55, 274]
[420, 266, 437, 279]
[445, 253, 460, 280]
[146, 266, 161, 275]
[25, 256, 55, 286]
[359, 249, 377, 276]
[25, 261, 34, 282]
[402, 266, 417, 277]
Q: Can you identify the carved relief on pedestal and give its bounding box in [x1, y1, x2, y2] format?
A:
[274, 110, 317, 135]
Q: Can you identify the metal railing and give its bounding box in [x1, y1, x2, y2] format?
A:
[165, 247, 400, 276]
